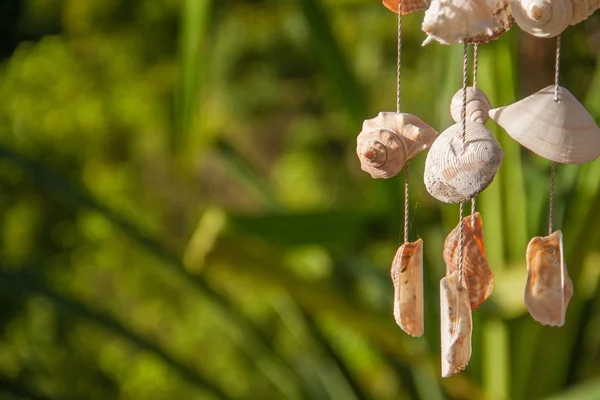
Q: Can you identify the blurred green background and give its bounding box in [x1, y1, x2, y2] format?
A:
[1, 1, 600, 399]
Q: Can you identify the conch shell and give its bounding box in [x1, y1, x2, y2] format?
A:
[443, 212, 494, 310]
[383, 0, 429, 14]
[422, 0, 514, 45]
[391, 239, 424, 337]
[440, 270, 472, 378]
[510, 0, 572, 37]
[524, 230, 573, 327]
[450, 87, 492, 125]
[357, 112, 438, 179]
[424, 122, 504, 203]
[489, 85, 600, 164]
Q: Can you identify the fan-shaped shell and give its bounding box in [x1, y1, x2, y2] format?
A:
[450, 87, 492, 124]
[440, 270, 472, 378]
[357, 112, 438, 179]
[422, 0, 514, 45]
[391, 238, 424, 337]
[572, 0, 600, 25]
[383, 0, 429, 14]
[510, 0, 572, 37]
[424, 122, 504, 203]
[489, 85, 600, 164]
[443, 212, 494, 310]
[524, 230, 573, 327]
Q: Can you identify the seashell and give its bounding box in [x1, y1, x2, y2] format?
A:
[391, 238, 424, 337]
[450, 87, 492, 125]
[422, 0, 514, 45]
[424, 122, 504, 203]
[443, 212, 494, 310]
[383, 0, 429, 14]
[489, 85, 600, 164]
[572, 0, 600, 25]
[357, 112, 438, 179]
[510, 0, 572, 38]
[440, 270, 472, 378]
[524, 230, 573, 327]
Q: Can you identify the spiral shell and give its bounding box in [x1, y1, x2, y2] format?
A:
[450, 87, 492, 124]
[391, 239, 424, 337]
[422, 0, 514, 45]
[510, 0, 572, 37]
[424, 122, 504, 203]
[383, 0, 429, 14]
[489, 85, 600, 164]
[357, 112, 438, 179]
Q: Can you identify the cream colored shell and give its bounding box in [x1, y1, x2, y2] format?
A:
[524, 230, 573, 327]
[489, 85, 600, 164]
[440, 270, 472, 378]
[510, 0, 572, 37]
[450, 87, 492, 124]
[383, 0, 429, 14]
[424, 122, 504, 203]
[391, 239, 424, 337]
[572, 0, 600, 24]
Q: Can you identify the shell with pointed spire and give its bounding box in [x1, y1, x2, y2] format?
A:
[391, 238, 424, 337]
[357, 112, 438, 179]
[450, 87, 492, 124]
[510, 0, 572, 37]
[525, 230, 573, 327]
[443, 212, 494, 310]
[383, 0, 429, 14]
[440, 270, 472, 378]
[421, 0, 514, 45]
[424, 122, 504, 203]
[489, 85, 600, 164]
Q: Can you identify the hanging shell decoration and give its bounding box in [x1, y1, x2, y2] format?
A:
[357, 112, 438, 179]
[424, 122, 504, 203]
[383, 0, 429, 14]
[450, 87, 492, 124]
[489, 85, 600, 164]
[422, 0, 514, 45]
[572, 0, 600, 24]
[440, 270, 472, 378]
[391, 238, 425, 337]
[524, 230, 573, 326]
[443, 212, 494, 310]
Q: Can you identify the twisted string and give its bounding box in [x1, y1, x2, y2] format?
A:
[457, 43, 469, 287]
[471, 44, 479, 228]
[404, 163, 410, 243]
[458, 203, 465, 286]
[549, 35, 560, 234]
[396, 0, 402, 114]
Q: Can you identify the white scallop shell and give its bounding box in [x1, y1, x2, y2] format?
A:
[424, 122, 504, 203]
[572, 0, 600, 25]
[489, 85, 600, 164]
[450, 87, 492, 124]
[391, 238, 424, 337]
[510, 0, 572, 37]
[357, 112, 438, 179]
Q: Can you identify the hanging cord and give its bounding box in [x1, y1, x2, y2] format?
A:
[459, 203, 465, 286]
[549, 36, 560, 234]
[471, 44, 479, 228]
[404, 163, 410, 243]
[458, 43, 469, 286]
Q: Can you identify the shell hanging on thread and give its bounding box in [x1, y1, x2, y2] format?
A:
[440, 270, 472, 378]
[524, 230, 573, 327]
[450, 87, 492, 124]
[424, 122, 504, 203]
[489, 85, 600, 164]
[357, 112, 438, 179]
[421, 0, 514, 45]
[443, 212, 494, 310]
[383, 0, 429, 14]
[391, 238, 425, 337]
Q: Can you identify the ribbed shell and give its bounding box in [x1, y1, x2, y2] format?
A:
[424, 122, 504, 203]
[525, 230, 573, 327]
[383, 0, 429, 14]
[572, 0, 600, 25]
[510, 0, 572, 37]
[450, 87, 492, 124]
[391, 239, 424, 337]
[443, 212, 494, 310]
[489, 85, 600, 164]
[440, 270, 472, 378]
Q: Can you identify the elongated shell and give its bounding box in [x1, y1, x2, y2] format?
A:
[443, 212, 494, 310]
[383, 0, 429, 14]
[391, 238, 424, 337]
[422, 0, 514, 45]
[572, 0, 600, 24]
[440, 270, 472, 378]
[510, 0, 572, 37]
[489, 85, 600, 164]
[525, 230, 573, 327]
[357, 112, 438, 179]
[450, 87, 492, 124]
[424, 122, 503, 203]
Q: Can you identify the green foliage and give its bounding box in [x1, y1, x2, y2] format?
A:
[0, 1, 599, 399]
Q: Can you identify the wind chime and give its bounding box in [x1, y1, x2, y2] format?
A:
[356, 0, 600, 377]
